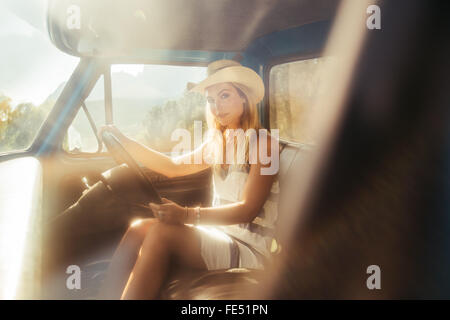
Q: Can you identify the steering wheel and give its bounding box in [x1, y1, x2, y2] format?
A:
[101, 130, 162, 204]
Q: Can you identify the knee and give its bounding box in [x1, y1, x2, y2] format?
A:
[124, 218, 157, 243]
[141, 221, 174, 251]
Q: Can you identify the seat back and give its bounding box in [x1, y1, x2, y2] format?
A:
[272, 141, 313, 253]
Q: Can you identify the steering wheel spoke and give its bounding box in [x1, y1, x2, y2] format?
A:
[101, 131, 162, 204]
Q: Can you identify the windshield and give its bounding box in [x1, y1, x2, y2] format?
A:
[64, 64, 207, 155]
[111, 64, 207, 154]
[0, 0, 79, 153]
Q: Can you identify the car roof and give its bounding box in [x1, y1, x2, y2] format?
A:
[47, 0, 339, 59]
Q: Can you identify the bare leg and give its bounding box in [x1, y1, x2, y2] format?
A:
[121, 221, 207, 300]
[98, 218, 158, 299]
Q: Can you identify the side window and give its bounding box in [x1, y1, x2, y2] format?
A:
[269, 57, 331, 144]
[63, 76, 105, 154]
[0, 6, 78, 154]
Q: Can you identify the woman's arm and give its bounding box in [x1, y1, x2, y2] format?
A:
[122, 137, 211, 178]
[190, 162, 277, 225]
[99, 125, 211, 178]
[150, 134, 279, 225]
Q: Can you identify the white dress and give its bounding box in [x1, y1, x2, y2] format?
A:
[195, 160, 280, 270]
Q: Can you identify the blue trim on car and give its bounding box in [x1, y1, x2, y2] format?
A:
[36, 60, 97, 156]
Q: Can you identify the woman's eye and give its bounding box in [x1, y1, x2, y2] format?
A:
[207, 98, 215, 104]
[221, 93, 229, 99]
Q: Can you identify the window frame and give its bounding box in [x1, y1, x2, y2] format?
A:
[61, 71, 109, 158]
[63, 101, 105, 156]
[29, 58, 103, 159]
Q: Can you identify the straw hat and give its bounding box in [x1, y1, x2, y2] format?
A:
[188, 60, 265, 103]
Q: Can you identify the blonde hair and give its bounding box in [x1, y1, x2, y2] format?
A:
[204, 82, 263, 168]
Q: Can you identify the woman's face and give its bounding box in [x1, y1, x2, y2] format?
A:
[205, 82, 246, 129]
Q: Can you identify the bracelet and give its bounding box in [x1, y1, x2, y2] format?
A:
[194, 206, 201, 225]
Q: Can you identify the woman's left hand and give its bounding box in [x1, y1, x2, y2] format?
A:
[149, 198, 187, 225]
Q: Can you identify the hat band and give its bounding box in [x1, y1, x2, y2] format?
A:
[208, 64, 234, 76]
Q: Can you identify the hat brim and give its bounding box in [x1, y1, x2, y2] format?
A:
[189, 66, 265, 104]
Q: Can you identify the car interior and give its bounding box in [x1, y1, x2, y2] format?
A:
[35, 0, 342, 299]
[0, 0, 449, 300]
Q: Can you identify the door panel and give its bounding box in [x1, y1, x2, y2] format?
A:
[0, 157, 42, 299]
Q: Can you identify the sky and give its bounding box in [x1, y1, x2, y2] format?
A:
[0, 0, 79, 105]
[0, 0, 207, 106]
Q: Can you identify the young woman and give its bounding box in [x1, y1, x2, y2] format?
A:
[99, 59, 280, 299]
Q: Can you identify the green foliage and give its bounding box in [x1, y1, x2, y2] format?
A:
[0, 96, 47, 153]
[141, 90, 207, 153]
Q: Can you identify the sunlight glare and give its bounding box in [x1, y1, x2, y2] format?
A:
[112, 64, 144, 77]
[0, 157, 42, 299]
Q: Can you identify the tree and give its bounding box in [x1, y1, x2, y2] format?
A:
[141, 90, 206, 153]
[0, 95, 47, 153]
[0, 96, 13, 142]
